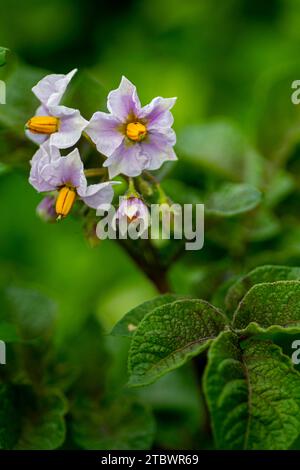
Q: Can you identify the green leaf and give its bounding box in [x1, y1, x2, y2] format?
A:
[15, 389, 67, 450]
[6, 287, 56, 339]
[0, 384, 67, 450]
[128, 299, 227, 387]
[232, 280, 300, 333]
[111, 294, 182, 337]
[204, 331, 300, 450]
[71, 396, 155, 450]
[205, 183, 261, 217]
[243, 209, 280, 242]
[177, 121, 263, 185]
[264, 170, 295, 209]
[0, 48, 9, 67]
[226, 265, 300, 314]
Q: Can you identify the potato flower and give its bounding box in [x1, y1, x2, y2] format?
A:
[116, 196, 149, 223]
[85, 76, 177, 178]
[29, 143, 117, 219]
[26, 69, 88, 149]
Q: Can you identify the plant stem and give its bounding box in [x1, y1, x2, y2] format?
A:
[118, 238, 171, 294]
[84, 168, 107, 178]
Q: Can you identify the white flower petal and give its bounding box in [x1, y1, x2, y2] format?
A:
[32, 69, 77, 107]
[29, 142, 60, 192]
[40, 148, 84, 189]
[85, 111, 123, 156]
[49, 106, 88, 149]
[140, 96, 177, 129]
[26, 129, 48, 146]
[107, 76, 141, 120]
[103, 140, 148, 178]
[78, 181, 118, 210]
[141, 131, 177, 171]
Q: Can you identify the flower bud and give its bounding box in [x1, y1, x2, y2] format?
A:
[26, 116, 59, 134]
[36, 196, 56, 223]
[117, 197, 149, 223]
[55, 186, 76, 219]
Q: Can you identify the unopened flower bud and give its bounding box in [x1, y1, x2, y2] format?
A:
[36, 196, 56, 223]
[117, 197, 149, 223]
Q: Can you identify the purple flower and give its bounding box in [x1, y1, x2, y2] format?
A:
[36, 196, 57, 223]
[29, 143, 117, 218]
[26, 69, 88, 149]
[113, 197, 150, 238]
[116, 197, 149, 223]
[85, 76, 177, 178]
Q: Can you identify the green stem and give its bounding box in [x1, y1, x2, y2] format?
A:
[128, 177, 136, 194]
[82, 131, 93, 145]
[118, 238, 171, 294]
[143, 171, 170, 204]
[84, 168, 107, 178]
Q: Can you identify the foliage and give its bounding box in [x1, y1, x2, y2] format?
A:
[123, 266, 300, 449]
[2, 0, 300, 451]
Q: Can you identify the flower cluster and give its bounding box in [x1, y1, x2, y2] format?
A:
[27, 70, 177, 220]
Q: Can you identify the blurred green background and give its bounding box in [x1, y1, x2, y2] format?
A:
[2, 0, 300, 450]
